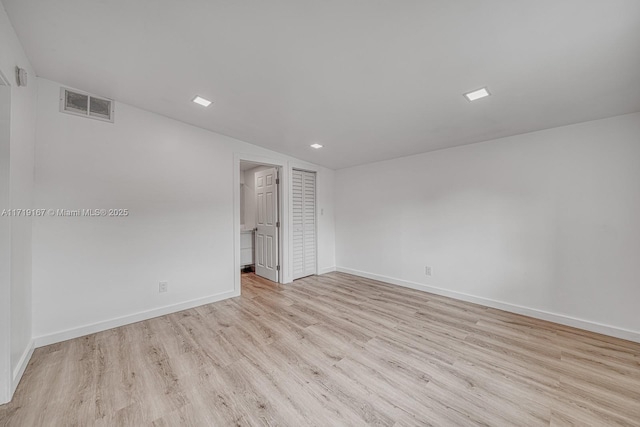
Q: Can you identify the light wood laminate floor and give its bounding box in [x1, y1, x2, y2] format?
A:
[1, 272, 639, 426]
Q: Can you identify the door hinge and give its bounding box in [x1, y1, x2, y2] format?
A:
[276, 265, 280, 271]
[276, 178, 280, 185]
[276, 221, 280, 228]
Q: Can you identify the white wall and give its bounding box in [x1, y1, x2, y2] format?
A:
[33, 77, 336, 345]
[313, 168, 335, 275]
[0, 2, 37, 404]
[335, 112, 640, 342]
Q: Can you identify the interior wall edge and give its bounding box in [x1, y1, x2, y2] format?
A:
[10, 339, 33, 396]
[32, 289, 239, 349]
[336, 267, 640, 344]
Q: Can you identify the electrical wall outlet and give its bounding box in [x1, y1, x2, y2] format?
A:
[159, 281, 168, 293]
[425, 266, 433, 277]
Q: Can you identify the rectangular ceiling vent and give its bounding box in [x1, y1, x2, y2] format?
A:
[59, 87, 114, 123]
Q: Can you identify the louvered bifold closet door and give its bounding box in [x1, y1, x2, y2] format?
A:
[292, 170, 305, 279]
[302, 171, 316, 277]
[292, 169, 316, 280]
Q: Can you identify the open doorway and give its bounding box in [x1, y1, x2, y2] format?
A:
[233, 154, 322, 295]
[239, 161, 282, 283]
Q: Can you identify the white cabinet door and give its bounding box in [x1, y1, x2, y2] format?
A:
[240, 231, 254, 267]
[292, 169, 316, 280]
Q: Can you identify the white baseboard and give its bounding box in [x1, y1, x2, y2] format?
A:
[336, 267, 640, 344]
[12, 340, 34, 396]
[34, 289, 239, 348]
[318, 266, 337, 275]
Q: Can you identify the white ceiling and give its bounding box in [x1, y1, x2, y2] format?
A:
[4, 0, 640, 169]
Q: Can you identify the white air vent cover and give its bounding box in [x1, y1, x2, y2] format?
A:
[59, 87, 114, 122]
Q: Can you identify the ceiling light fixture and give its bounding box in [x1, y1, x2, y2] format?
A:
[192, 96, 212, 107]
[310, 143, 323, 149]
[464, 87, 490, 102]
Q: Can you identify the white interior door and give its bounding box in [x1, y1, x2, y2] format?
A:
[255, 168, 279, 282]
[292, 169, 316, 280]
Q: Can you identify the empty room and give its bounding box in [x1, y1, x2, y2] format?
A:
[1, 0, 639, 425]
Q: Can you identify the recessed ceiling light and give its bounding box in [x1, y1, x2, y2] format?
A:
[464, 87, 490, 102]
[192, 96, 212, 107]
[310, 143, 323, 149]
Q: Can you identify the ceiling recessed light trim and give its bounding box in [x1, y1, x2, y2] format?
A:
[464, 87, 490, 102]
[192, 96, 212, 107]
[310, 143, 323, 149]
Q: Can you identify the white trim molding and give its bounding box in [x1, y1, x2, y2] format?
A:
[34, 289, 238, 348]
[336, 267, 640, 344]
[318, 266, 337, 275]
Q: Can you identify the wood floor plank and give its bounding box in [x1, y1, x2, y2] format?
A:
[1, 272, 639, 426]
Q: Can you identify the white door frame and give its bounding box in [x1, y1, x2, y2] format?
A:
[234, 154, 286, 293]
[233, 154, 323, 293]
